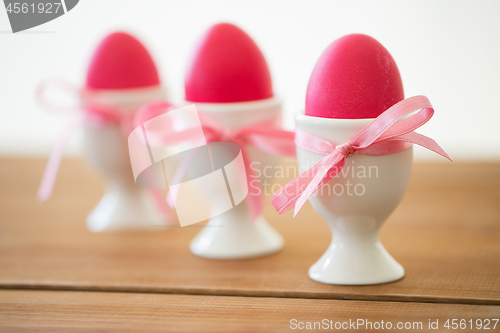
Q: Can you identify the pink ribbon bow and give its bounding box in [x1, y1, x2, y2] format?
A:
[36, 106, 135, 201]
[36, 81, 135, 202]
[270, 96, 452, 217]
[136, 102, 296, 220]
[35, 80, 171, 219]
[201, 113, 296, 220]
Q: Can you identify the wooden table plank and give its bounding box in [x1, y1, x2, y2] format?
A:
[0, 159, 499, 305]
[0, 290, 499, 332]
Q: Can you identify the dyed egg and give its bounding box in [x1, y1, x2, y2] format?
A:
[86, 32, 160, 90]
[306, 34, 404, 119]
[185, 23, 273, 103]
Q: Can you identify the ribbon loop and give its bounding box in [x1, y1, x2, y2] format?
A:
[36, 78, 83, 116]
[270, 95, 452, 216]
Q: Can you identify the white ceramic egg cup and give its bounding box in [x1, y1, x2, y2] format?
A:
[295, 114, 412, 285]
[83, 87, 169, 232]
[189, 98, 285, 259]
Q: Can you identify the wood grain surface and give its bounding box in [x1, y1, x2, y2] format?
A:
[0, 290, 498, 332]
[0, 159, 499, 305]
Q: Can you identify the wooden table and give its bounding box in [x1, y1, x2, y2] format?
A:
[0, 159, 499, 331]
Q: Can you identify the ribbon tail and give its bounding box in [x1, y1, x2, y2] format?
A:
[241, 148, 263, 221]
[270, 162, 324, 214]
[293, 165, 330, 217]
[293, 155, 345, 217]
[270, 152, 343, 215]
[37, 116, 82, 202]
[396, 132, 453, 161]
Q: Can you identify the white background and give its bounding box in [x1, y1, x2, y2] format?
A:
[0, 0, 499, 160]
